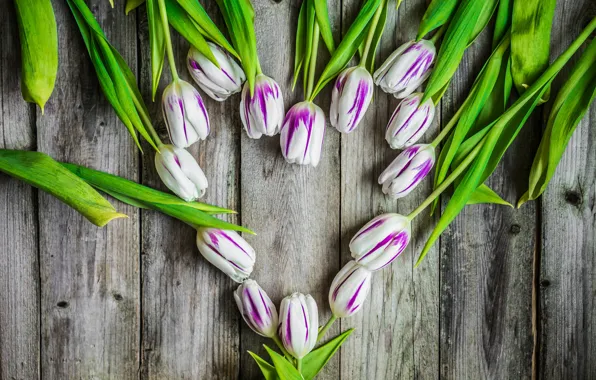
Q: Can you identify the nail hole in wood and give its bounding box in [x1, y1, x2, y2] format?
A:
[565, 191, 582, 206]
[57, 301, 69, 308]
[541, 280, 550, 288]
[113, 294, 123, 301]
[510, 224, 521, 234]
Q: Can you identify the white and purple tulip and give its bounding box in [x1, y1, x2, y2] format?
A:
[162, 79, 210, 148]
[373, 40, 436, 99]
[234, 280, 278, 337]
[349, 213, 412, 271]
[280, 101, 325, 167]
[196, 228, 256, 283]
[187, 42, 246, 101]
[330, 66, 374, 134]
[385, 93, 435, 150]
[240, 74, 285, 139]
[278, 293, 319, 359]
[329, 261, 372, 318]
[154, 144, 208, 201]
[379, 144, 435, 199]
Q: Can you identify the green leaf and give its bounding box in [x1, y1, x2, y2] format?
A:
[293, 1, 308, 91]
[421, 0, 498, 104]
[125, 0, 146, 15]
[363, 0, 388, 73]
[313, 0, 335, 54]
[15, 0, 58, 112]
[310, 0, 382, 100]
[302, 0, 316, 95]
[0, 150, 126, 227]
[248, 351, 280, 380]
[302, 329, 354, 380]
[416, 0, 459, 41]
[519, 38, 596, 207]
[492, 0, 511, 48]
[175, 0, 239, 59]
[467, 0, 498, 46]
[264, 345, 303, 380]
[511, 0, 556, 97]
[467, 184, 512, 207]
[147, 0, 166, 100]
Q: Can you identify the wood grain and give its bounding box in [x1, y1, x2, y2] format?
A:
[438, 19, 535, 380]
[338, 0, 440, 379]
[138, 2, 241, 378]
[36, 1, 140, 378]
[238, 0, 342, 378]
[539, 1, 596, 378]
[0, 3, 40, 380]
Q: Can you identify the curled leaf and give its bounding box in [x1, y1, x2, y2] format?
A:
[416, 0, 459, 41]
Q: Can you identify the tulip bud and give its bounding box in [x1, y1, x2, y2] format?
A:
[385, 93, 435, 150]
[378, 144, 435, 199]
[278, 293, 319, 359]
[330, 66, 374, 134]
[280, 101, 326, 167]
[329, 261, 372, 318]
[155, 144, 208, 201]
[162, 79, 210, 148]
[196, 228, 256, 283]
[234, 280, 278, 337]
[373, 40, 436, 99]
[349, 213, 411, 271]
[240, 74, 285, 139]
[187, 43, 246, 101]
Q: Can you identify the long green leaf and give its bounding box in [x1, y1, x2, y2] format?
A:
[416, 0, 459, 41]
[511, 0, 557, 96]
[467, 0, 498, 46]
[0, 150, 126, 227]
[418, 17, 596, 265]
[302, 329, 354, 380]
[125, 0, 145, 14]
[519, 38, 596, 206]
[166, 0, 219, 66]
[492, 0, 511, 48]
[264, 345, 303, 380]
[302, 0, 316, 95]
[15, 0, 58, 111]
[467, 184, 512, 207]
[363, 0, 388, 73]
[147, 0, 166, 100]
[421, 0, 498, 104]
[293, 1, 308, 91]
[248, 351, 280, 380]
[313, 0, 335, 54]
[310, 0, 382, 100]
[176, 0, 239, 59]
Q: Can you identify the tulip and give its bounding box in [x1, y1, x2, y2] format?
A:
[196, 228, 256, 283]
[385, 93, 435, 150]
[329, 261, 372, 318]
[234, 280, 278, 337]
[240, 74, 285, 139]
[349, 213, 411, 271]
[373, 40, 436, 99]
[378, 144, 435, 199]
[280, 101, 325, 167]
[330, 66, 374, 133]
[155, 144, 208, 201]
[278, 293, 318, 359]
[162, 79, 210, 148]
[187, 43, 246, 102]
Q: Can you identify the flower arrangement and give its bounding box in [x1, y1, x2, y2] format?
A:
[5, 0, 596, 378]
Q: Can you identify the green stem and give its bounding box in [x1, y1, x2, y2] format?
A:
[272, 335, 293, 362]
[306, 22, 320, 101]
[297, 358, 303, 373]
[407, 136, 486, 221]
[157, 0, 179, 80]
[359, 0, 385, 67]
[130, 95, 163, 149]
[429, 22, 448, 45]
[317, 315, 337, 342]
[429, 105, 465, 149]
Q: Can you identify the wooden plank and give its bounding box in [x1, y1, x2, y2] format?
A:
[540, 1, 596, 378]
[37, 2, 140, 378]
[338, 0, 440, 378]
[138, 2, 241, 378]
[438, 19, 535, 380]
[0, 3, 40, 379]
[238, 0, 342, 378]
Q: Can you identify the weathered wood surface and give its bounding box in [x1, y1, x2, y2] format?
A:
[0, 0, 594, 379]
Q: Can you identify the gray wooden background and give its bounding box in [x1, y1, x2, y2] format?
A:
[0, 0, 594, 378]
